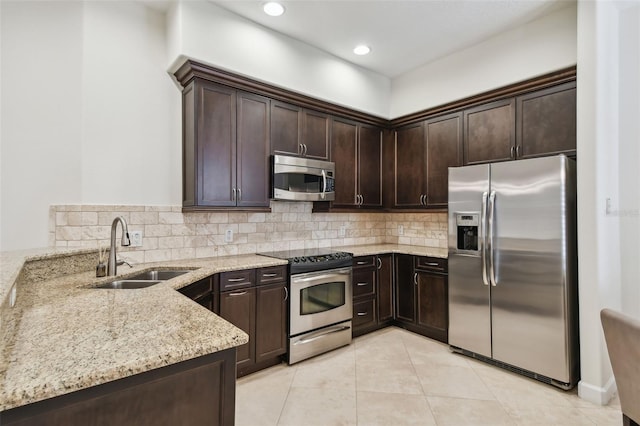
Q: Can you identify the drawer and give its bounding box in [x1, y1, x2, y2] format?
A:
[257, 265, 287, 285]
[220, 269, 255, 291]
[352, 269, 375, 298]
[353, 255, 376, 269]
[353, 298, 376, 328]
[178, 277, 212, 300]
[415, 256, 447, 273]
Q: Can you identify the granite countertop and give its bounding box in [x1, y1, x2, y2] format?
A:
[0, 243, 445, 412]
[0, 253, 286, 412]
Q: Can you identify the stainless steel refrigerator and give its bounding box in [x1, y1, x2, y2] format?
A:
[447, 155, 579, 389]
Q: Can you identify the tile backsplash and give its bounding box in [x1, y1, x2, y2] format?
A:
[50, 202, 447, 264]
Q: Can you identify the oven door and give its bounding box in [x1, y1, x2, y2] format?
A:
[290, 267, 352, 336]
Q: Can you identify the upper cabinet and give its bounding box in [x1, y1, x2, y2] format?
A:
[463, 81, 576, 165]
[182, 79, 270, 210]
[271, 100, 330, 160]
[516, 81, 576, 159]
[331, 118, 383, 208]
[392, 113, 462, 209]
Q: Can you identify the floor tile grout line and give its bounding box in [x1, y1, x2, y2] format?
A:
[274, 365, 297, 426]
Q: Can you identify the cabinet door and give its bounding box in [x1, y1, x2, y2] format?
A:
[516, 82, 576, 159]
[377, 254, 394, 324]
[331, 118, 358, 207]
[464, 99, 515, 165]
[197, 82, 237, 206]
[219, 288, 256, 371]
[255, 283, 287, 363]
[358, 125, 383, 207]
[237, 92, 270, 207]
[394, 123, 425, 208]
[271, 101, 301, 156]
[425, 113, 462, 207]
[416, 271, 448, 343]
[394, 254, 416, 323]
[302, 109, 330, 160]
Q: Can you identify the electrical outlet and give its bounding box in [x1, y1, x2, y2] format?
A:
[225, 228, 233, 243]
[339, 225, 346, 237]
[129, 231, 143, 247]
[398, 225, 404, 236]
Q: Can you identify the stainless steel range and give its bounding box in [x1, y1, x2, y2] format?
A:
[258, 249, 353, 364]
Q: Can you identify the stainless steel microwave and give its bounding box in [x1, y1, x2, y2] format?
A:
[272, 155, 335, 201]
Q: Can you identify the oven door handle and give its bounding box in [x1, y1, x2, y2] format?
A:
[292, 269, 351, 284]
[293, 325, 351, 345]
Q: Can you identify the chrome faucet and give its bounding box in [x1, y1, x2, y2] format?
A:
[108, 216, 131, 276]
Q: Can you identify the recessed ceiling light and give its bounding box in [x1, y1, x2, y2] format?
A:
[353, 45, 371, 56]
[263, 2, 285, 17]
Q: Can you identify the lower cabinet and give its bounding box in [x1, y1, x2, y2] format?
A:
[394, 254, 449, 343]
[218, 266, 288, 377]
[352, 254, 394, 337]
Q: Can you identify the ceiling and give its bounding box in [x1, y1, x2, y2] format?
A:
[211, 0, 571, 78]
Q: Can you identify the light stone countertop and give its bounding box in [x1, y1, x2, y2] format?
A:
[0, 253, 286, 412]
[0, 244, 445, 412]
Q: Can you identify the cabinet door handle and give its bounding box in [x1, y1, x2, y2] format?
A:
[262, 273, 277, 278]
[229, 291, 247, 296]
[516, 145, 521, 157]
[232, 188, 236, 201]
[298, 143, 303, 155]
[227, 277, 245, 282]
[360, 195, 364, 205]
[237, 188, 241, 201]
[357, 312, 368, 316]
[303, 144, 308, 156]
[413, 272, 418, 286]
[357, 282, 368, 286]
[376, 258, 382, 269]
[510, 146, 515, 159]
[283, 287, 289, 301]
[424, 194, 428, 205]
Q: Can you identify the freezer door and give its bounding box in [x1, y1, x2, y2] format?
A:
[489, 155, 577, 383]
[448, 164, 491, 358]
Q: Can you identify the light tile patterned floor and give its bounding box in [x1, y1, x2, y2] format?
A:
[236, 327, 622, 426]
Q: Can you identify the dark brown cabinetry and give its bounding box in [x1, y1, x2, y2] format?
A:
[392, 114, 462, 209]
[182, 80, 270, 210]
[516, 81, 576, 159]
[217, 266, 287, 377]
[352, 254, 394, 337]
[331, 118, 383, 208]
[271, 101, 330, 160]
[178, 276, 215, 311]
[463, 82, 576, 165]
[394, 254, 448, 343]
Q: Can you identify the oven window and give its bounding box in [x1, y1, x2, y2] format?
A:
[300, 281, 345, 315]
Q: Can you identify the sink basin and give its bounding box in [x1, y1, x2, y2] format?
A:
[127, 270, 191, 281]
[95, 280, 162, 289]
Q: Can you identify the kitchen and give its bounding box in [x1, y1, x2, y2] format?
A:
[1, 0, 639, 425]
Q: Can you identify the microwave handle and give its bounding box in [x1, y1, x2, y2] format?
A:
[321, 170, 327, 200]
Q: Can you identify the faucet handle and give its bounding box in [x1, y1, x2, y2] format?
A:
[117, 258, 135, 268]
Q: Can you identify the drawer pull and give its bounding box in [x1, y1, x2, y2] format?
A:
[227, 277, 245, 282]
[357, 312, 368, 316]
[356, 261, 368, 265]
[357, 282, 368, 286]
[424, 262, 439, 266]
[229, 291, 247, 296]
[262, 273, 278, 277]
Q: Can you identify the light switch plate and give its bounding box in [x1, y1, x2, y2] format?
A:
[339, 226, 346, 237]
[398, 225, 404, 236]
[225, 229, 233, 243]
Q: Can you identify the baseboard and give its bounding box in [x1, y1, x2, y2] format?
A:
[578, 375, 617, 405]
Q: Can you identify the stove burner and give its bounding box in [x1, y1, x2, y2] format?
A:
[258, 249, 353, 274]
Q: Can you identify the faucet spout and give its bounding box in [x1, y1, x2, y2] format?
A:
[108, 216, 131, 276]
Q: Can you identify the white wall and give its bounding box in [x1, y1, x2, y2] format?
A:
[0, 1, 84, 251]
[576, 0, 640, 405]
[390, 3, 577, 118]
[0, 1, 179, 250]
[168, 1, 390, 118]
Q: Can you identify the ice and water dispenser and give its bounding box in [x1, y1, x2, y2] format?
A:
[455, 213, 479, 252]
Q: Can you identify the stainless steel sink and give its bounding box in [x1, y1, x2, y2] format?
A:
[127, 270, 191, 281]
[95, 280, 162, 289]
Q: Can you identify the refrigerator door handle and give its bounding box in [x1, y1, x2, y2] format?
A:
[481, 191, 489, 286]
[488, 190, 497, 286]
